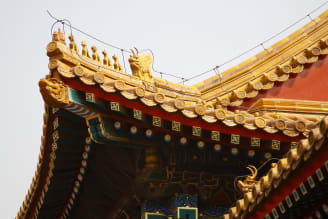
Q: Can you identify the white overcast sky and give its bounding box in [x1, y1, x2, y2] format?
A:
[1, 0, 327, 218]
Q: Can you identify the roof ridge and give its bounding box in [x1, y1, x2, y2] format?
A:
[196, 10, 328, 106]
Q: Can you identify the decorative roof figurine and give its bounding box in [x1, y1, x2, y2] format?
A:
[81, 41, 91, 58]
[52, 28, 66, 44]
[16, 9, 328, 219]
[68, 34, 79, 53]
[129, 48, 153, 83]
[91, 46, 101, 63]
[112, 54, 123, 71]
[237, 165, 258, 193]
[102, 50, 113, 68]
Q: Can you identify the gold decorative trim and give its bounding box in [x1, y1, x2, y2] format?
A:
[249, 98, 328, 114]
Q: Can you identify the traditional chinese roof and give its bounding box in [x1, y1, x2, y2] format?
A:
[195, 10, 328, 107]
[222, 117, 328, 218]
[42, 15, 328, 138]
[17, 9, 328, 219]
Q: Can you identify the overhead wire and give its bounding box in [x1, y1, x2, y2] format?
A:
[182, 0, 328, 84]
[47, 10, 186, 82]
[47, 1, 328, 85]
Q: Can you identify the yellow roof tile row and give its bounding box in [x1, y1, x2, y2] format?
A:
[195, 10, 328, 106]
[222, 116, 328, 219]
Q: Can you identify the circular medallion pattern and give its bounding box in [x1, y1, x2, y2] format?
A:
[114, 121, 122, 130]
[264, 152, 272, 160]
[248, 150, 255, 158]
[145, 129, 153, 138]
[180, 137, 187, 145]
[197, 141, 205, 149]
[231, 147, 239, 155]
[213, 144, 222, 152]
[164, 134, 172, 143]
[130, 126, 138, 135]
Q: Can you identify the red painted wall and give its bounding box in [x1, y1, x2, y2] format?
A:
[242, 55, 328, 107]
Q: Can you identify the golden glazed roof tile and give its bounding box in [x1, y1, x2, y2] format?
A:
[223, 116, 328, 219]
[195, 10, 328, 106]
[249, 98, 328, 114]
[45, 31, 326, 137]
[46, 11, 328, 112]
[18, 11, 328, 218]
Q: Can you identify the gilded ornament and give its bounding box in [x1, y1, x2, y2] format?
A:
[46, 42, 58, 53]
[280, 65, 292, 74]
[291, 63, 304, 74]
[237, 165, 258, 193]
[48, 59, 59, 70]
[73, 65, 84, 77]
[295, 120, 306, 132]
[321, 38, 328, 47]
[215, 109, 226, 120]
[154, 93, 165, 104]
[91, 46, 101, 63]
[68, 34, 79, 53]
[81, 41, 91, 58]
[254, 117, 266, 128]
[232, 90, 246, 99]
[112, 54, 123, 71]
[308, 127, 321, 146]
[93, 71, 104, 84]
[264, 72, 278, 82]
[52, 28, 66, 44]
[219, 97, 230, 107]
[296, 55, 307, 64]
[305, 48, 319, 63]
[174, 99, 185, 110]
[248, 81, 263, 91]
[57, 65, 75, 78]
[114, 80, 125, 91]
[319, 117, 328, 134]
[310, 47, 321, 56]
[194, 104, 206, 116]
[102, 50, 113, 68]
[234, 113, 246, 125]
[275, 119, 286, 130]
[128, 48, 153, 82]
[39, 78, 69, 108]
[135, 87, 145, 97]
[80, 72, 96, 85]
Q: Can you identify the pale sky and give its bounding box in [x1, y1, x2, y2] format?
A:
[1, 0, 327, 218]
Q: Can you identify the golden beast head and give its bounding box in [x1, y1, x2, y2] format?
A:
[128, 48, 153, 83]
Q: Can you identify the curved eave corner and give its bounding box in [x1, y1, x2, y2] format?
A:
[223, 116, 328, 219]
